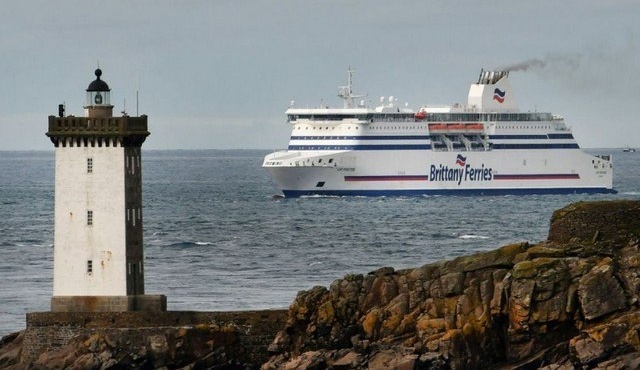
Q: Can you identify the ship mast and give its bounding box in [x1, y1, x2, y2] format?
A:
[338, 67, 366, 108]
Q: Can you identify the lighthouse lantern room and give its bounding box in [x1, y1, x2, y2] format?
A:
[46, 68, 166, 312]
[84, 68, 113, 118]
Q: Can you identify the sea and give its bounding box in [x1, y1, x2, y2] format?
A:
[1, 149, 638, 337]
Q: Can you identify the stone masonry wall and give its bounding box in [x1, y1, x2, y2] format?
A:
[21, 310, 287, 368]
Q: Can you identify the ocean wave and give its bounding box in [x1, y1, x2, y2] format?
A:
[299, 194, 341, 199]
[165, 241, 206, 248]
[458, 234, 490, 240]
[430, 232, 457, 239]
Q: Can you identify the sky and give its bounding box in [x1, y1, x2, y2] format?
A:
[0, 0, 638, 150]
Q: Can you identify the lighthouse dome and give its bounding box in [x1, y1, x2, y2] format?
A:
[86, 68, 110, 92]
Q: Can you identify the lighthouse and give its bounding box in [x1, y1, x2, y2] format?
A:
[47, 68, 165, 312]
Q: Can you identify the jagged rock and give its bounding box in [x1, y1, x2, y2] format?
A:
[547, 200, 640, 246]
[577, 258, 627, 321]
[331, 350, 361, 368]
[368, 349, 417, 370]
[0, 332, 22, 370]
[263, 200, 640, 369]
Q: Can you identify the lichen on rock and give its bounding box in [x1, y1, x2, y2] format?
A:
[264, 200, 640, 369]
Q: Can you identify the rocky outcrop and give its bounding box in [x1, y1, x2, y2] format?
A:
[0, 332, 22, 370]
[263, 200, 640, 369]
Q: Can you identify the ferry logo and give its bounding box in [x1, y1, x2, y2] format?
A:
[429, 156, 493, 185]
[493, 88, 506, 103]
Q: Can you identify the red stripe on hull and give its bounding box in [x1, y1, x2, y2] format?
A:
[345, 175, 429, 182]
[494, 174, 580, 180]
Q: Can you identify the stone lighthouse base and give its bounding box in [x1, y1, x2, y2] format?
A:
[51, 295, 167, 312]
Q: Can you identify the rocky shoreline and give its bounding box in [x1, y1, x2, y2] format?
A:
[1, 200, 639, 369]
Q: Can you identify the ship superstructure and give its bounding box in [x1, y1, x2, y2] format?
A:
[263, 69, 614, 197]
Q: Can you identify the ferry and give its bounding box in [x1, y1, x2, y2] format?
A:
[263, 69, 615, 197]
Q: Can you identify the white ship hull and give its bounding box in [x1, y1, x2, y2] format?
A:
[265, 148, 613, 197]
[263, 69, 615, 197]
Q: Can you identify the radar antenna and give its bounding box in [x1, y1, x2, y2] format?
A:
[338, 67, 366, 108]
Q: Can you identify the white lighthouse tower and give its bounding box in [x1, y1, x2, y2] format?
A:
[47, 68, 165, 312]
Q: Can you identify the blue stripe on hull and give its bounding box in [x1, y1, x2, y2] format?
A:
[282, 187, 617, 198]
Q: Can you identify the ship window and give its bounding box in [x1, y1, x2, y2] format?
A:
[328, 159, 333, 163]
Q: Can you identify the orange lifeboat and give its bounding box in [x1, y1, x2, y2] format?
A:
[415, 111, 426, 120]
[428, 124, 447, 131]
[447, 123, 466, 131]
[465, 124, 484, 131]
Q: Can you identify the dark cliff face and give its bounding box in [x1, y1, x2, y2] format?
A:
[263, 200, 640, 370]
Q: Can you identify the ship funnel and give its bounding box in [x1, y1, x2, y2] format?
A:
[469, 69, 517, 112]
[477, 70, 509, 85]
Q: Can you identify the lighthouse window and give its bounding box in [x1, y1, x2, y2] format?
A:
[87, 158, 93, 173]
[87, 260, 93, 274]
[87, 210, 93, 226]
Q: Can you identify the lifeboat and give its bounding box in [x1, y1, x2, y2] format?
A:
[465, 124, 484, 131]
[447, 124, 466, 131]
[428, 124, 448, 131]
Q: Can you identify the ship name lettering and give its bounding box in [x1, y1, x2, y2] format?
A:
[429, 163, 493, 185]
[464, 164, 493, 182]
